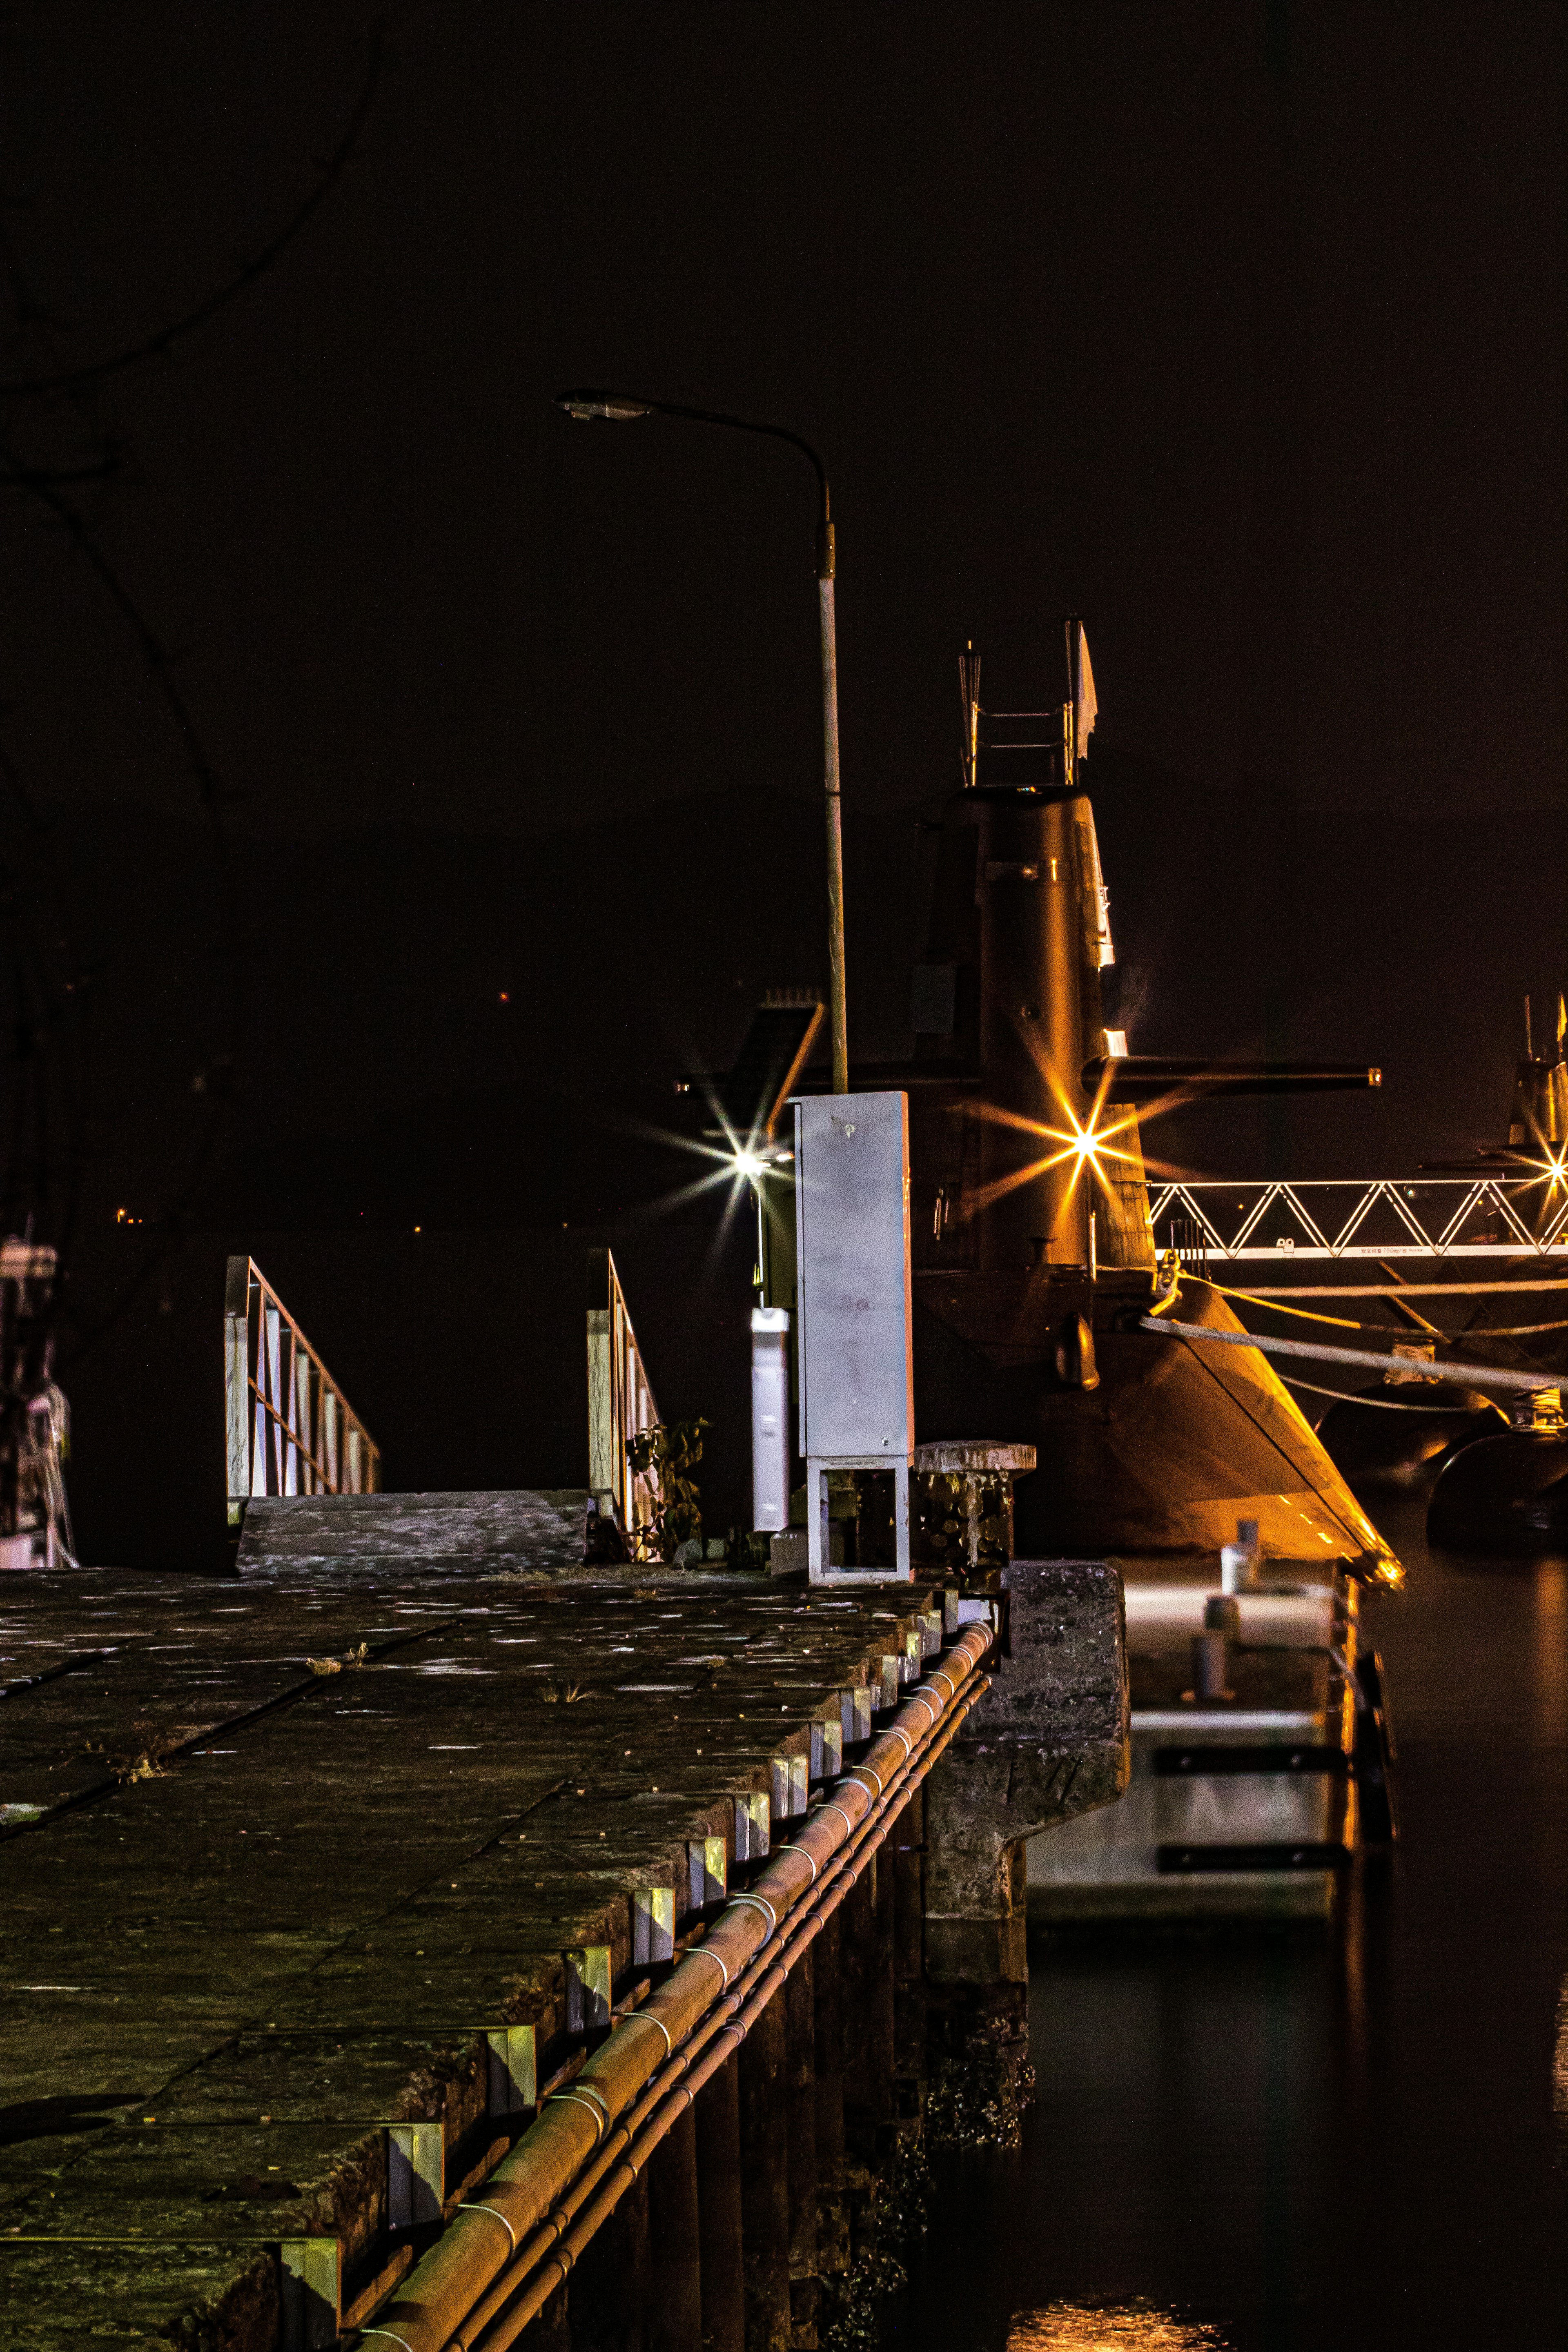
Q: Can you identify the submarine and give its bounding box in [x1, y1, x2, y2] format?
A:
[900, 631, 1397, 1584]
[723, 628, 1403, 1913]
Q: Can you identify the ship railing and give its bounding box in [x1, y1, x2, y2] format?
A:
[225, 1256, 380, 1528]
[1148, 1177, 1568, 1263]
[586, 1247, 659, 1542]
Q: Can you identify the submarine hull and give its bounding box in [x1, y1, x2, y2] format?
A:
[1316, 1382, 1508, 1493]
[1427, 1429, 1568, 1554]
[913, 1265, 1398, 1575]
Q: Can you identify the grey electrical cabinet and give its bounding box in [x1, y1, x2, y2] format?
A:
[792, 1091, 914, 1580]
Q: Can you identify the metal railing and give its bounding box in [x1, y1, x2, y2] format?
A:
[586, 1247, 658, 1541]
[1148, 1177, 1568, 1264]
[225, 1256, 380, 1528]
[0, 1237, 74, 1567]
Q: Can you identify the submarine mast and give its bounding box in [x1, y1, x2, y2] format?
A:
[920, 621, 1155, 1274]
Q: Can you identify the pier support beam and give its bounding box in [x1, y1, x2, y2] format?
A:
[569, 2163, 651, 2351]
[784, 1947, 819, 2346]
[893, 1784, 927, 2124]
[922, 1561, 1127, 2145]
[695, 2059, 745, 2352]
[840, 1858, 895, 2160]
[648, 2099, 703, 2352]
[739, 1991, 791, 2352]
[812, 1903, 849, 2285]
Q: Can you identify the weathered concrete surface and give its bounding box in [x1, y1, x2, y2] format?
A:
[235, 1490, 590, 1574]
[924, 1560, 1128, 1982]
[0, 1541, 948, 2347]
[922, 1560, 1128, 2148]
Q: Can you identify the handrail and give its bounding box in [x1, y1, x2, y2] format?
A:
[0, 1237, 74, 1568]
[1148, 1176, 1568, 1263]
[224, 1256, 379, 1526]
[585, 1248, 658, 1542]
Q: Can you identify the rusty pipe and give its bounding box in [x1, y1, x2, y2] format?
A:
[453, 1666, 991, 2352]
[362, 1623, 995, 2352]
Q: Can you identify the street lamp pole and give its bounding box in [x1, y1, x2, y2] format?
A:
[555, 389, 849, 1094]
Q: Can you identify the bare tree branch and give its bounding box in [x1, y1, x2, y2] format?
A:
[0, 28, 383, 400]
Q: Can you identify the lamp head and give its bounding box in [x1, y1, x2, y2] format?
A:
[555, 388, 653, 422]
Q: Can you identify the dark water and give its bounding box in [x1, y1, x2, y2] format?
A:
[896, 1498, 1568, 2350]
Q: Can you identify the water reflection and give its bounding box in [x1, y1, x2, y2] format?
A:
[1008, 2305, 1227, 2349]
[895, 1500, 1568, 2351]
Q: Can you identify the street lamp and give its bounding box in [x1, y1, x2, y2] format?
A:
[555, 387, 849, 1094]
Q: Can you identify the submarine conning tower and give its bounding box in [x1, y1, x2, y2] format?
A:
[911, 626, 1156, 1277]
[901, 628, 1396, 1577]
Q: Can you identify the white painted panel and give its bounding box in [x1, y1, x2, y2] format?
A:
[793, 1091, 913, 1460]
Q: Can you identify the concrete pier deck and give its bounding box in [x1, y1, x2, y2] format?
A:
[0, 1506, 1126, 2348]
[0, 1496, 1128, 2342]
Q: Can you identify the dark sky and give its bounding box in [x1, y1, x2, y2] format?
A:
[6, 1, 1559, 829]
[2, 3, 1565, 1485]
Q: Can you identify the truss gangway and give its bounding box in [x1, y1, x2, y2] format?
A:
[1148, 1176, 1568, 1267]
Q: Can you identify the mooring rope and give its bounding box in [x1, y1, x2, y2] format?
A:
[1208, 1277, 1568, 1338]
[1279, 1373, 1504, 1412]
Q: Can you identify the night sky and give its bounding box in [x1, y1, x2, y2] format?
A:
[2, 4, 1564, 1532]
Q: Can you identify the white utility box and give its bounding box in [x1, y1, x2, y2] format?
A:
[751, 1306, 791, 1532]
[792, 1091, 914, 1582]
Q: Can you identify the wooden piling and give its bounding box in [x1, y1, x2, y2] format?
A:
[695, 2055, 746, 2352]
[837, 1861, 878, 2159]
[567, 2159, 650, 2351]
[785, 1942, 819, 2346]
[534, 2280, 571, 2350]
[648, 2096, 703, 2352]
[868, 1840, 899, 2138]
[812, 1901, 849, 2282]
[738, 1986, 791, 2352]
[893, 1783, 927, 2120]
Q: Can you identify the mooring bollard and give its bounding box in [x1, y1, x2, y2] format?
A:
[1192, 1594, 1240, 1699]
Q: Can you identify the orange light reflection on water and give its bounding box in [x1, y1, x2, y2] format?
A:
[1007, 2307, 1228, 2352]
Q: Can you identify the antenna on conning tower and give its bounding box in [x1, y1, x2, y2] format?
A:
[958, 641, 981, 790]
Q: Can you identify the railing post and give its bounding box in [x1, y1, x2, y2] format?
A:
[223, 1257, 250, 1527]
[586, 1245, 658, 1550]
[224, 1258, 376, 1513]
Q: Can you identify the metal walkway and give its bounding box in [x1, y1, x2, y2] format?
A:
[1149, 1176, 1568, 1264]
